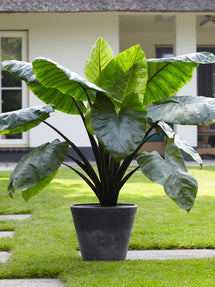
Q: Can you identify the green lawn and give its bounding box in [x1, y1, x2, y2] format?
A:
[0, 166, 214, 286]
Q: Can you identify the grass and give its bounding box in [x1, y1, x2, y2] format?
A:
[0, 166, 214, 286]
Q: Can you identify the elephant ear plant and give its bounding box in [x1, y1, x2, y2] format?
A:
[1, 37, 215, 212]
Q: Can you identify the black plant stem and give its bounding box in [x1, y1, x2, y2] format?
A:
[110, 129, 160, 204]
[112, 123, 158, 192]
[39, 118, 79, 149]
[143, 132, 161, 143]
[78, 83, 92, 107]
[135, 122, 159, 154]
[71, 97, 109, 204]
[112, 165, 140, 203]
[98, 143, 110, 204]
[106, 128, 160, 205]
[66, 154, 102, 190]
[71, 97, 102, 177]
[62, 162, 103, 203]
[40, 119, 101, 191]
[66, 154, 86, 170]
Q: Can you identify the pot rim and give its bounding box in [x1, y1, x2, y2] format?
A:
[70, 203, 137, 210]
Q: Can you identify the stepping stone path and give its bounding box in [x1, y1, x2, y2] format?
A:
[0, 214, 65, 286]
[0, 279, 65, 286]
[0, 252, 11, 263]
[126, 249, 215, 260]
[0, 215, 31, 265]
[0, 214, 31, 220]
[0, 231, 14, 238]
[0, 232, 14, 264]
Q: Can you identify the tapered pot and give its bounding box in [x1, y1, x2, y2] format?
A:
[70, 203, 137, 261]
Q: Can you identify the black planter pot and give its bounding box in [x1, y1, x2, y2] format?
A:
[70, 203, 137, 261]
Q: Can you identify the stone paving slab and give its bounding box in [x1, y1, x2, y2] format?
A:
[0, 214, 31, 220]
[126, 249, 215, 260]
[0, 279, 65, 287]
[0, 252, 12, 263]
[0, 231, 14, 238]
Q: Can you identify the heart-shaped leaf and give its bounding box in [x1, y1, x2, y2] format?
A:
[147, 95, 215, 125]
[0, 105, 54, 134]
[95, 45, 148, 107]
[2, 60, 86, 114]
[145, 52, 215, 106]
[84, 37, 114, 83]
[90, 92, 147, 161]
[157, 121, 202, 166]
[137, 138, 198, 211]
[32, 57, 106, 102]
[8, 139, 69, 200]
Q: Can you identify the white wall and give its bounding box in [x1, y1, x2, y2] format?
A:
[0, 13, 119, 147]
[120, 31, 174, 58]
[174, 14, 197, 147]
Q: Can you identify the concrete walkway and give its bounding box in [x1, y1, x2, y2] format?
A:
[126, 249, 215, 260]
[0, 252, 12, 263]
[0, 231, 14, 238]
[0, 279, 65, 287]
[0, 214, 31, 220]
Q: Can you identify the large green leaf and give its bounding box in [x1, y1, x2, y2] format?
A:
[27, 82, 87, 115]
[84, 37, 114, 83]
[90, 92, 147, 161]
[0, 105, 54, 134]
[2, 60, 86, 114]
[147, 95, 215, 125]
[137, 138, 198, 211]
[95, 45, 148, 107]
[22, 171, 58, 201]
[32, 57, 106, 102]
[8, 139, 69, 200]
[2, 60, 36, 82]
[156, 121, 202, 166]
[145, 52, 215, 106]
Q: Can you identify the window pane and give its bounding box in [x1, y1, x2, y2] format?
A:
[1, 133, 22, 140]
[1, 90, 22, 139]
[1, 38, 22, 61]
[156, 47, 173, 58]
[1, 37, 22, 88]
[2, 90, 22, 112]
[2, 70, 21, 87]
[0, 34, 26, 144]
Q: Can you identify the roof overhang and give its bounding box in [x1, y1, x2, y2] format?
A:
[0, 0, 215, 13]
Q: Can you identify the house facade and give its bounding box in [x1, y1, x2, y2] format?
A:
[0, 0, 215, 160]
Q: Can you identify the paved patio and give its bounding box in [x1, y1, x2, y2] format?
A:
[0, 158, 215, 172]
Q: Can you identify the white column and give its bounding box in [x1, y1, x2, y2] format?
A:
[174, 14, 197, 147]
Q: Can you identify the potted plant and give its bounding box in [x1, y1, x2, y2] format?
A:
[1, 38, 215, 261]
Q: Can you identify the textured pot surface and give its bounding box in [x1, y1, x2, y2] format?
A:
[71, 204, 137, 261]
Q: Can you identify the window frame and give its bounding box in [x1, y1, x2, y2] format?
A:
[0, 31, 28, 146]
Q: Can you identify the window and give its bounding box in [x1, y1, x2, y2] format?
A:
[197, 47, 215, 98]
[0, 31, 27, 146]
[156, 47, 173, 59]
